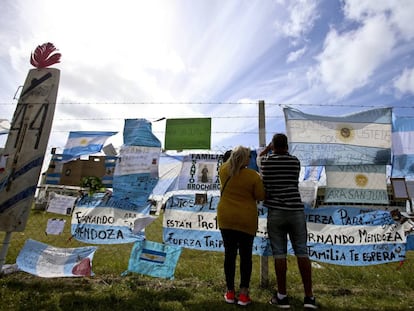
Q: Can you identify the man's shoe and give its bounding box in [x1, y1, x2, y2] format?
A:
[304, 296, 318, 309]
[237, 293, 252, 306]
[269, 294, 290, 309]
[224, 290, 235, 303]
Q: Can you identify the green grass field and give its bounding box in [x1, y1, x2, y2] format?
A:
[1, 211, 414, 310]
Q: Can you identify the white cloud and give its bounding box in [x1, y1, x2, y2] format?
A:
[287, 46, 307, 63]
[343, 0, 414, 40]
[315, 15, 395, 97]
[275, 0, 319, 41]
[393, 67, 414, 95]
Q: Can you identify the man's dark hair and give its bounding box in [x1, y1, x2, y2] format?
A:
[272, 133, 288, 148]
[272, 133, 288, 149]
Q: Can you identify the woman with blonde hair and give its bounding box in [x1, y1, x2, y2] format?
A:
[217, 145, 265, 306]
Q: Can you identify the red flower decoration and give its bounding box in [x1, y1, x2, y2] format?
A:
[30, 42, 61, 68]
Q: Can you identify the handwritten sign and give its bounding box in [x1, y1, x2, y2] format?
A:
[71, 194, 151, 244]
[46, 219, 66, 235]
[46, 193, 77, 215]
[163, 194, 408, 265]
[163, 193, 271, 256]
[113, 145, 160, 207]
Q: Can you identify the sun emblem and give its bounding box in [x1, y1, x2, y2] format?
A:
[355, 174, 368, 188]
[80, 138, 88, 146]
[336, 124, 354, 142]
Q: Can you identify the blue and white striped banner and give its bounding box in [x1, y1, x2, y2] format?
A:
[17, 239, 97, 278]
[163, 196, 408, 265]
[71, 193, 148, 244]
[305, 206, 406, 265]
[392, 116, 414, 178]
[325, 165, 388, 204]
[284, 107, 392, 165]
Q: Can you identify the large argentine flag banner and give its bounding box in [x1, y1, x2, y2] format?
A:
[325, 165, 388, 204]
[163, 192, 271, 256]
[391, 116, 414, 178]
[63, 131, 117, 162]
[17, 239, 97, 278]
[284, 107, 392, 165]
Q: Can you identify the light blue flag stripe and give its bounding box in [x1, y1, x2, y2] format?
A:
[305, 243, 405, 266]
[123, 119, 162, 147]
[140, 249, 166, 263]
[324, 188, 389, 204]
[392, 116, 414, 177]
[305, 206, 394, 226]
[112, 173, 158, 207]
[285, 107, 392, 123]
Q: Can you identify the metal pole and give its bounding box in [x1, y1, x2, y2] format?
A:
[0, 232, 12, 274]
[258, 100, 269, 288]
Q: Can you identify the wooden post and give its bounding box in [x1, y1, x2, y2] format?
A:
[258, 100, 269, 288]
[0, 64, 60, 272]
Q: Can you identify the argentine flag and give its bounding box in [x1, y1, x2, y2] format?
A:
[324, 165, 388, 204]
[391, 116, 414, 178]
[124, 240, 182, 279]
[63, 131, 117, 162]
[284, 107, 392, 165]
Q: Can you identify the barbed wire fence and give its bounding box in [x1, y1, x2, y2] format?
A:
[0, 101, 412, 275]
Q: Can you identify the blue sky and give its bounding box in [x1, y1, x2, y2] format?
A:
[1, 0, 414, 153]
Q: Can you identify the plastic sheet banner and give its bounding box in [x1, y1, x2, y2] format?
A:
[124, 240, 182, 279]
[113, 119, 161, 208]
[113, 145, 160, 207]
[16, 239, 97, 278]
[165, 118, 211, 150]
[284, 107, 392, 165]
